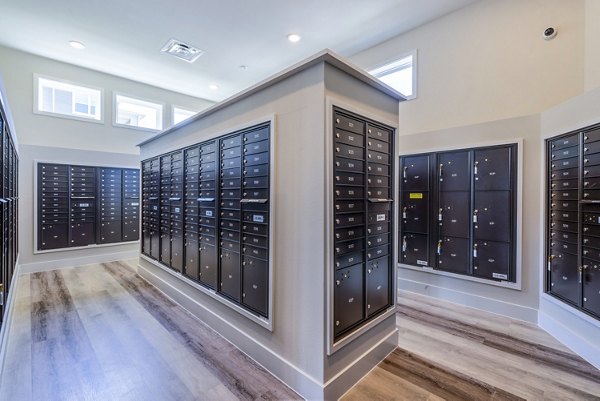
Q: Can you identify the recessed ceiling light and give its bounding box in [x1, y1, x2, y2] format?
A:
[287, 33, 301, 43]
[161, 38, 204, 63]
[239, 65, 248, 70]
[69, 41, 85, 49]
[208, 84, 219, 90]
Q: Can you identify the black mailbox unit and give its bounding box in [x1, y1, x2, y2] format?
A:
[400, 143, 518, 283]
[140, 123, 271, 318]
[547, 125, 600, 320]
[332, 107, 395, 340]
[36, 163, 140, 251]
[0, 100, 19, 323]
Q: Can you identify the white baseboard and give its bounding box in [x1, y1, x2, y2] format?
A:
[538, 295, 600, 370]
[138, 259, 397, 401]
[398, 278, 538, 323]
[19, 250, 140, 274]
[0, 256, 21, 383]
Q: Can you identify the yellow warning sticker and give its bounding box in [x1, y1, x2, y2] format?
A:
[409, 193, 423, 199]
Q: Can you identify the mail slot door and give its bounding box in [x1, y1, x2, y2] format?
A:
[401, 233, 428, 266]
[438, 151, 470, 192]
[401, 155, 429, 191]
[474, 147, 512, 191]
[334, 264, 364, 337]
[160, 232, 171, 266]
[242, 256, 268, 317]
[473, 240, 510, 281]
[401, 192, 428, 234]
[437, 236, 470, 274]
[183, 239, 199, 281]
[142, 228, 151, 255]
[439, 191, 470, 238]
[474, 191, 511, 242]
[220, 250, 241, 302]
[583, 260, 600, 316]
[366, 256, 390, 317]
[549, 251, 579, 305]
[550, 133, 578, 150]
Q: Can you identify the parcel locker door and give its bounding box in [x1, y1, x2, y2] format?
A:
[473, 240, 510, 281]
[142, 228, 151, 256]
[474, 191, 511, 243]
[549, 251, 579, 305]
[220, 250, 241, 302]
[474, 147, 511, 191]
[439, 191, 470, 238]
[70, 222, 95, 247]
[401, 155, 429, 191]
[242, 256, 268, 316]
[150, 230, 160, 259]
[334, 264, 364, 337]
[199, 244, 218, 290]
[438, 151, 470, 192]
[122, 220, 139, 241]
[401, 192, 428, 234]
[401, 233, 428, 266]
[160, 232, 171, 266]
[583, 260, 600, 317]
[171, 234, 183, 273]
[40, 224, 69, 250]
[437, 237, 470, 274]
[366, 256, 390, 317]
[99, 221, 122, 244]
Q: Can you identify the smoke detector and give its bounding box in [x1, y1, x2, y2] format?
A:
[161, 39, 204, 63]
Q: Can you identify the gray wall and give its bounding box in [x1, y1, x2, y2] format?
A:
[139, 61, 401, 399]
[19, 145, 140, 270]
[0, 45, 213, 155]
[393, 115, 541, 322]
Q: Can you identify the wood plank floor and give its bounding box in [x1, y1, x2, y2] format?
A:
[343, 294, 600, 401]
[1, 261, 599, 400]
[0, 260, 300, 401]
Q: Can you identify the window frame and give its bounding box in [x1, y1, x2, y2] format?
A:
[171, 105, 199, 126]
[33, 73, 105, 124]
[112, 92, 165, 132]
[367, 49, 418, 100]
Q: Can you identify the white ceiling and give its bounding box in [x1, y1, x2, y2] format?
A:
[0, 0, 477, 102]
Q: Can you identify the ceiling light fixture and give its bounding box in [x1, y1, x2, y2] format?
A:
[287, 33, 302, 43]
[69, 41, 86, 49]
[239, 65, 248, 70]
[208, 84, 219, 90]
[161, 38, 204, 63]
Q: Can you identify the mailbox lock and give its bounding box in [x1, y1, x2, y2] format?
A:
[402, 207, 407, 219]
[402, 166, 408, 178]
[402, 236, 407, 252]
[438, 163, 444, 178]
[473, 209, 479, 223]
[438, 208, 443, 222]
[473, 244, 478, 258]
[437, 240, 442, 255]
[474, 161, 479, 175]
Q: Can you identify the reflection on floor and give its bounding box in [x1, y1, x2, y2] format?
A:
[1, 261, 599, 401]
[343, 293, 600, 400]
[0, 260, 300, 401]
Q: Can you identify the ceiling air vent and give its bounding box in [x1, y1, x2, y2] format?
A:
[161, 39, 204, 63]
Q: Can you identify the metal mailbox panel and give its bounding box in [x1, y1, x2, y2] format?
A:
[335, 130, 364, 148]
[550, 219, 578, 234]
[551, 178, 578, 191]
[401, 233, 428, 266]
[401, 155, 429, 191]
[551, 145, 578, 161]
[550, 167, 578, 180]
[335, 114, 364, 134]
[335, 157, 364, 173]
[474, 147, 511, 191]
[171, 235, 184, 272]
[439, 191, 470, 238]
[438, 151, 470, 192]
[242, 256, 268, 316]
[549, 251, 579, 304]
[400, 192, 429, 234]
[473, 240, 510, 281]
[550, 239, 578, 256]
[40, 224, 69, 250]
[550, 133, 578, 150]
[99, 221, 122, 244]
[199, 243, 218, 289]
[366, 256, 390, 317]
[220, 250, 241, 301]
[437, 236, 470, 274]
[550, 156, 578, 170]
[474, 191, 511, 242]
[334, 264, 364, 336]
[583, 259, 600, 316]
[584, 153, 600, 167]
[70, 222, 95, 247]
[584, 141, 600, 155]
